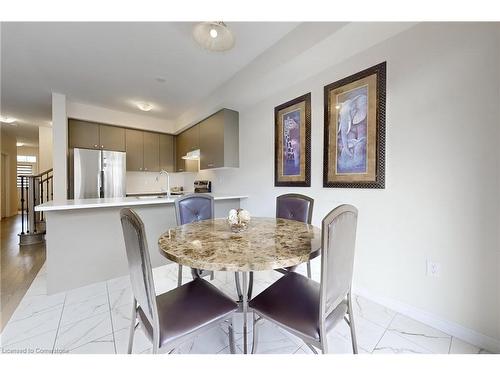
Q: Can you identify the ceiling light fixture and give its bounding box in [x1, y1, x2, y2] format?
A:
[136, 102, 153, 112]
[0, 116, 17, 124]
[193, 22, 235, 52]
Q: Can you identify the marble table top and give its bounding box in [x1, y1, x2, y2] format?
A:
[158, 217, 321, 272]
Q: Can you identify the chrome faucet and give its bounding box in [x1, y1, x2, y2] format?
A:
[156, 169, 171, 199]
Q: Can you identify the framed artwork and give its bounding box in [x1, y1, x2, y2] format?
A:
[274, 93, 311, 187]
[323, 62, 386, 188]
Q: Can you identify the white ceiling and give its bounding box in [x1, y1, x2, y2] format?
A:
[1, 22, 299, 128]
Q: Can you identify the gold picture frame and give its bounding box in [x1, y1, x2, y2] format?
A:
[323, 62, 386, 188]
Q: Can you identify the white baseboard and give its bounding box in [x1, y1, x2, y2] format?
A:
[353, 287, 500, 354]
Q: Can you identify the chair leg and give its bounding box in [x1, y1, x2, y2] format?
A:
[210, 271, 215, 280]
[347, 292, 358, 354]
[127, 299, 137, 354]
[251, 313, 261, 354]
[247, 272, 254, 300]
[306, 342, 319, 354]
[228, 319, 236, 354]
[191, 268, 200, 279]
[177, 264, 183, 287]
[234, 272, 243, 301]
[306, 261, 312, 279]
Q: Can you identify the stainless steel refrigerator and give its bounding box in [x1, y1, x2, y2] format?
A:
[73, 148, 126, 199]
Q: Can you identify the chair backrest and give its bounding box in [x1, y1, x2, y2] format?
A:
[319, 204, 358, 320]
[276, 193, 314, 224]
[119, 208, 159, 332]
[174, 193, 214, 225]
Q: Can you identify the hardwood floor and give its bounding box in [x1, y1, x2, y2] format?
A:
[1, 215, 46, 331]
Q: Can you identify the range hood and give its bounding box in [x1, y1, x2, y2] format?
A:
[181, 149, 200, 160]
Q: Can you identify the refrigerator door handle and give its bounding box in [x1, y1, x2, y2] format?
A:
[99, 171, 105, 198]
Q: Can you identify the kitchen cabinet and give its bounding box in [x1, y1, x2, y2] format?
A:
[199, 109, 239, 170]
[99, 124, 126, 152]
[143, 132, 160, 172]
[175, 125, 199, 172]
[125, 129, 144, 171]
[159, 134, 175, 172]
[69, 120, 125, 152]
[69, 118, 174, 173]
[68, 120, 100, 149]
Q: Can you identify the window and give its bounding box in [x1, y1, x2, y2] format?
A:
[17, 155, 37, 163]
[17, 164, 33, 188]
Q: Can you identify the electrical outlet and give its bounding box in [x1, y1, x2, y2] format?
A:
[426, 260, 440, 277]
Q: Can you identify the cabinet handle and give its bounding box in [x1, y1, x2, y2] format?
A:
[207, 163, 214, 167]
[144, 168, 148, 171]
[94, 144, 98, 148]
[101, 145, 104, 148]
[139, 167, 142, 171]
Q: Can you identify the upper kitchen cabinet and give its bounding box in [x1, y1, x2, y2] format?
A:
[175, 125, 199, 172]
[159, 134, 175, 172]
[69, 119, 126, 151]
[143, 132, 160, 172]
[199, 109, 239, 170]
[125, 129, 144, 171]
[99, 124, 126, 152]
[68, 119, 100, 149]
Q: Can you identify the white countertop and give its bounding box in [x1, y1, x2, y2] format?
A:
[35, 194, 248, 212]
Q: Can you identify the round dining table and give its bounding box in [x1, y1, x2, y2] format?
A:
[158, 217, 321, 354]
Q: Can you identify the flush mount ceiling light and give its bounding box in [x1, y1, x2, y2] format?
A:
[0, 115, 17, 124]
[193, 22, 235, 52]
[136, 102, 153, 112]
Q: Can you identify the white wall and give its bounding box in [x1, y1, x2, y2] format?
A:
[52, 92, 68, 200]
[191, 23, 500, 347]
[38, 126, 53, 172]
[67, 101, 176, 134]
[126, 171, 188, 194]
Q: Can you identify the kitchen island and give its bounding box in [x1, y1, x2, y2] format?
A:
[35, 194, 247, 294]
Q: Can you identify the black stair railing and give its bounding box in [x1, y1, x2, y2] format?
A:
[19, 168, 53, 244]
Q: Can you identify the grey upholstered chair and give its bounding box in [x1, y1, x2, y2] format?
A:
[236, 193, 315, 301]
[120, 208, 237, 354]
[174, 193, 215, 286]
[276, 193, 315, 278]
[249, 204, 358, 354]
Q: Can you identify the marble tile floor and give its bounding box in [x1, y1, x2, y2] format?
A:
[0, 262, 490, 355]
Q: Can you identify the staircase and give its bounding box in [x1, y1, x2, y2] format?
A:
[18, 168, 53, 245]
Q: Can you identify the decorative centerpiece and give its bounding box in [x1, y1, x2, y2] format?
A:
[227, 208, 251, 233]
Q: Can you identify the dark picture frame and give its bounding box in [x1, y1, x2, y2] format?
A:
[274, 93, 311, 187]
[323, 62, 386, 189]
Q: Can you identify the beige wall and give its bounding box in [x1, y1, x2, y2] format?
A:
[38, 126, 53, 172]
[190, 23, 500, 350]
[0, 127, 19, 218]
